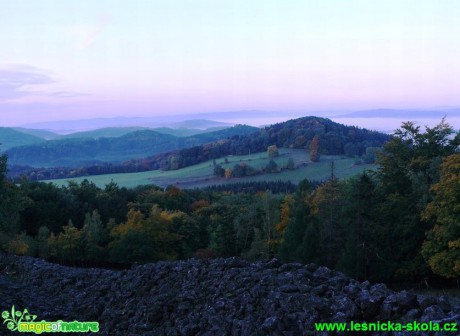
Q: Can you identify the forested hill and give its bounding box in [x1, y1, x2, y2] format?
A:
[0, 127, 45, 150]
[5, 125, 259, 167]
[126, 116, 391, 171]
[7, 116, 390, 180]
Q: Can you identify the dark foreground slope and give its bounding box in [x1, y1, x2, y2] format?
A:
[1, 254, 458, 336]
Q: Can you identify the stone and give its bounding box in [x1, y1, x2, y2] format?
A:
[0, 252, 458, 336]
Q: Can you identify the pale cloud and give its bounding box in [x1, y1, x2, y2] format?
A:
[0, 65, 55, 101]
[0, 65, 89, 102]
[69, 14, 112, 50]
[49, 91, 91, 98]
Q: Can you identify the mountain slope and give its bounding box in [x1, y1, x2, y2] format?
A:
[130, 116, 391, 171]
[0, 128, 46, 150]
[11, 127, 60, 140]
[7, 117, 388, 180]
[151, 127, 228, 137]
[21, 117, 234, 132]
[57, 127, 150, 139]
[6, 125, 259, 167]
[185, 124, 259, 143]
[6, 130, 182, 167]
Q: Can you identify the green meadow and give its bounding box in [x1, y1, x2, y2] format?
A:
[45, 148, 376, 189]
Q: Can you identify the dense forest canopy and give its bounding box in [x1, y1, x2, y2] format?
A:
[0, 119, 458, 287]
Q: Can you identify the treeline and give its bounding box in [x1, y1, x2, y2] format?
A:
[202, 181, 299, 194]
[8, 116, 389, 181]
[1, 119, 458, 285]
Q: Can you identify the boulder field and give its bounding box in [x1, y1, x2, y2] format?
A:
[0, 253, 459, 335]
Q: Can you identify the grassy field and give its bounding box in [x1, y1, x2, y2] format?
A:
[45, 148, 376, 189]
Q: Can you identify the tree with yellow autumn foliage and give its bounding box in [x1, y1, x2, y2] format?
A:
[109, 205, 181, 263]
[422, 153, 460, 278]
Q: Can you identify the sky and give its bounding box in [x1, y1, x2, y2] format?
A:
[1, 0, 460, 127]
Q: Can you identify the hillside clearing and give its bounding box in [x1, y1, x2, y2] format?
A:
[45, 149, 376, 189]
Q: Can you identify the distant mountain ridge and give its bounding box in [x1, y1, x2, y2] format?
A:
[56, 126, 232, 139]
[6, 124, 259, 167]
[20, 117, 235, 133]
[334, 108, 460, 118]
[0, 127, 45, 150]
[57, 127, 152, 139]
[12, 127, 60, 140]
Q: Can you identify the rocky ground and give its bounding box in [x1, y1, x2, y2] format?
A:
[0, 252, 459, 335]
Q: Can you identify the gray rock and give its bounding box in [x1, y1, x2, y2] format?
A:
[418, 295, 438, 310]
[421, 305, 445, 323]
[437, 296, 452, 313]
[262, 316, 280, 331]
[1, 252, 458, 336]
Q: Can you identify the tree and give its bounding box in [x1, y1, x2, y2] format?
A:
[0, 152, 6, 185]
[169, 211, 204, 259]
[286, 158, 295, 170]
[0, 152, 30, 250]
[81, 210, 107, 262]
[372, 118, 458, 283]
[48, 220, 84, 262]
[109, 205, 181, 263]
[224, 168, 233, 179]
[337, 172, 377, 280]
[310, 135, 320, 162]
[311, 179, 344, 267]
[213, 164, 225, 177]
[261, 191, 280, 257]
[233, 206, 257, 255]
[167, 155, 180, 170]
[4, 232, 33, 256]
[232, 163, 247, 177]
[267, 145, 279, 158]
[278, 188, 320, 264]
[362, 147, 382, 164]
[344, 142, 359, 157]
[422, 154, 460, 278]
[265, 159, 279, 173]
[36, 226, 50, 258]
[294, 135, 306, 148]
[208, 203, 237, 257]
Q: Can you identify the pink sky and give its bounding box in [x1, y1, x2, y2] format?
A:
[1, 1, 460, 127]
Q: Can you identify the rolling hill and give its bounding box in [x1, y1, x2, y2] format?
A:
[151, 127, 229, 137]
[56, 127, 149, 139]
[20, 116, 234, 133]
[0, 127, 46, 150]
[8, 116, 390, 183]
[122, 116, 391, 172]
[45, 149, 376, 189]
[11, 127, 60, 140]
[6, 125, 259, 167]
[57, 126, 232, 139]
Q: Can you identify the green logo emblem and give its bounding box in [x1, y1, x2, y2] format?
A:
[2, 306, 99, 333]
[2, 306, 37, 331]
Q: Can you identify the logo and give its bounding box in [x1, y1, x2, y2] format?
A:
[2, 306, 99, 334]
